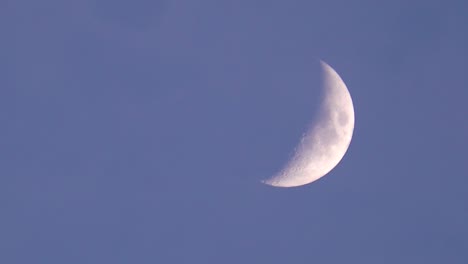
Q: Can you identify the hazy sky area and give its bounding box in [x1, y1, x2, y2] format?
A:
[1, 0, 467, 263]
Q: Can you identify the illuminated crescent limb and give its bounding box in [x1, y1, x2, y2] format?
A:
[262, 60, 354, 187]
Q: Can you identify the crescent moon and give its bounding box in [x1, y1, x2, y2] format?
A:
[262, 60, 355, 187]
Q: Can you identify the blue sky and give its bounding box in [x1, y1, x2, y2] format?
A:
[1, 0, 467, 263]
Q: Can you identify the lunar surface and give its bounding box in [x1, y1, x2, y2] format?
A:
[262, 60, 355, 187]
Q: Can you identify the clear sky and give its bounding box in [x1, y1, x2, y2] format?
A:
[1, 0, 467, 263]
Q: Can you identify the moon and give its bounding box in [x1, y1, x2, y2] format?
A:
[262, 60, 355, 187]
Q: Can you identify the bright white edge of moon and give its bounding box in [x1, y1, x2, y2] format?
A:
[262, 60, 355, 188]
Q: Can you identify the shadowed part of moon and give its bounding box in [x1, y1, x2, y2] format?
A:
[93, 0, 167, 29]
[262, 60, 355, 188]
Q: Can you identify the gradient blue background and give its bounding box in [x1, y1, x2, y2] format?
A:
[1, 0, 467, 263]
